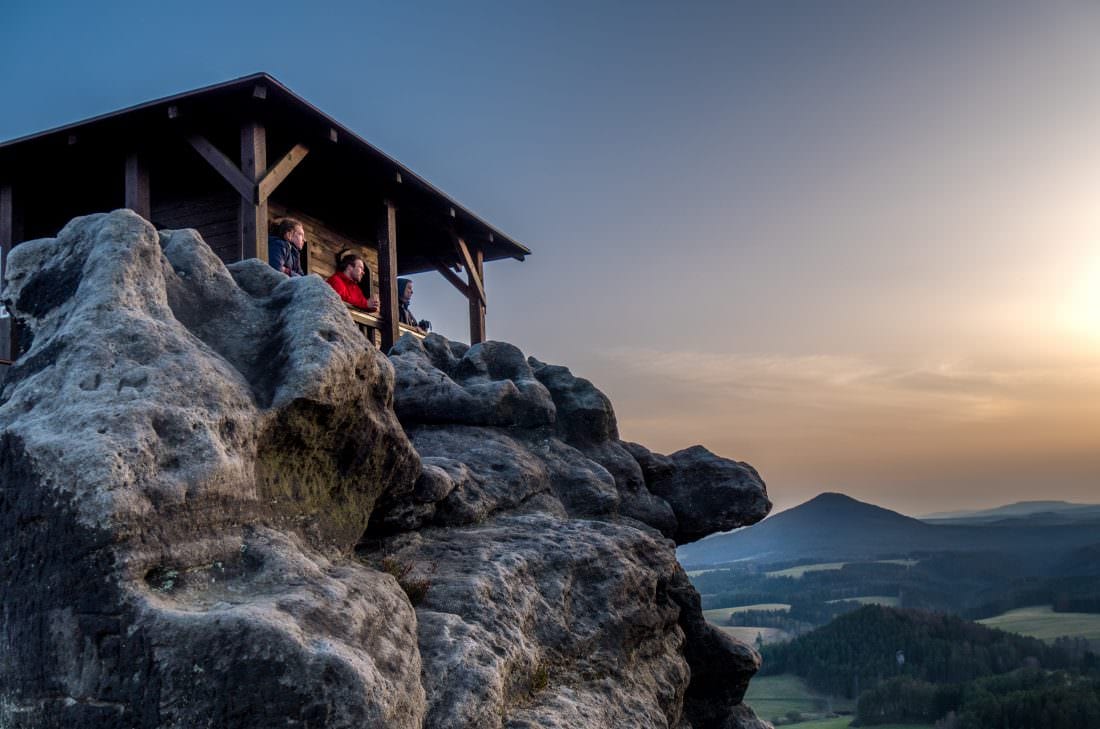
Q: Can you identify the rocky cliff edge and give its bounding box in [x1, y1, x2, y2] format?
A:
[0, 210, 772, 729]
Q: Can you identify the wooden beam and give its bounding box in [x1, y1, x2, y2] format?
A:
[467, 246, 485, 345]
[1, 184, 19, 362]
[377, 200, 400, 351]
[431, 258, 470, 298]
[187, 134, 256, 203]
[123, 152, 150, 219]
[1, 185, 12, 284]
[257, 144, 309, 203]
[454, 235, 486, 306]
[239, 121, 267, 261]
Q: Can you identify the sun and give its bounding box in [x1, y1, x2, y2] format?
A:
[1061, 257, 1100, 341]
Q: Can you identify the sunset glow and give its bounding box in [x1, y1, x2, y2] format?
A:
[3, 0, 1098, 515]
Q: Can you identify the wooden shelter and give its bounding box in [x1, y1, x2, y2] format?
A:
[0, 72, 529, 360]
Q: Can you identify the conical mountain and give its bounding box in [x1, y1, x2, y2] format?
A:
[677, 492, 938, 567]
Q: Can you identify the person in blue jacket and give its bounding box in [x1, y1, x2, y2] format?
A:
[268, 218, 306, 276]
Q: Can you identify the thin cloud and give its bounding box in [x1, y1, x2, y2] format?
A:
[599, 348, 1100, 424]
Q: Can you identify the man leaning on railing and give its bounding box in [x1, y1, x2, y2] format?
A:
[327, 250, 379, 312]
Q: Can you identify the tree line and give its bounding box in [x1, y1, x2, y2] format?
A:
[759, 605, 1092, 698]
[692, 555, 1100, 623]
[854, 668, 1100, 727]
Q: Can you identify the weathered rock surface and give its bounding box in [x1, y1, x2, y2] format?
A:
[1, 210, 773, 728]
[1, 211, 421, 727]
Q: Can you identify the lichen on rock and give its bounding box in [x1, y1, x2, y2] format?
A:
[0, 210, 773, 728]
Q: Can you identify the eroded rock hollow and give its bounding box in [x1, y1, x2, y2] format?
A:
[0, 210, 773, 728]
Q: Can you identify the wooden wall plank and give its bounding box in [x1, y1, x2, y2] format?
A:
[268, 201, 379, 292]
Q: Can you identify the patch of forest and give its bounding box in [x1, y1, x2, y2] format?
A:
[692, 553, 1100, 622]
[759, 605, 1099, 728]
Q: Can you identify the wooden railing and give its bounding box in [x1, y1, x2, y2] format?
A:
[346, 308, 426, 347]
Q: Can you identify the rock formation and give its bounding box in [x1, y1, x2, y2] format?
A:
[0, 210, 772, 728]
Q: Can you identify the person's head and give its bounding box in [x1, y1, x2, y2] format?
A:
[397, 278, 413, 304]
[336, 250, 366, 283]
[275, 218, 305, 250]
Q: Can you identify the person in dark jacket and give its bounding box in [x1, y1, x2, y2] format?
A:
[268, 218, 306, 277]
[397, 278, 430, 333]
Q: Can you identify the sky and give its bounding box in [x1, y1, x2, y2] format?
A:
[2, 0, 1098, 515]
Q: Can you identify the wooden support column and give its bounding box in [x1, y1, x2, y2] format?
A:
[467, 245, 486, 344]
[377, 200, 400, 351]
[1, 184, 20, 362]
[187, 132, 307, 262]
[124, 152, 150, 219]
[239, 121, 267, 262]
[0, 185, 12, 281]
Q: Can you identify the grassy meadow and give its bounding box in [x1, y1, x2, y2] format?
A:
[766, 562, 849, 578]
[826, 595, 899, 607]
[766, 559, 918, 579]
[778, 719, 932, 729]
[716, 625, 793, 645]
[743, 673, 853, 723]
[977, 605, 1100, 641]
[702, 603, 791, 622]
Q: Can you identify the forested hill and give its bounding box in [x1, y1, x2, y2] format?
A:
[679, 492, 933, 566]
[677, 491, 1100, 568]
[759, 605, 1092, 698]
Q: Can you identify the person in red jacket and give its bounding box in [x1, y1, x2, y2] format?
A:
[326, 251, 378, 312]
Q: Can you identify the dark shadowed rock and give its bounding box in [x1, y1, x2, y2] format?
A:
[1, 210, 773, 728]
[530, 356, 617, 444]
[625, 442, 771, 545]
[668, 568, 763, 728]
[389, 335, 555, 428]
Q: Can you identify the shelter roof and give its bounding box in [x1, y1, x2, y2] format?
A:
[0, 72, 530, 265]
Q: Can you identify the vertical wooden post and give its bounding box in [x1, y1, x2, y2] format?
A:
[0, 184, 12, 282]
[377, 200, 400, 351]
[468, 246, 486, 344]
[1, 184, 17, 362]
[124, 152, 150, 220]
[239, 121, 267, 262]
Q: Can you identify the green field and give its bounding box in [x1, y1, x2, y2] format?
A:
[702, 603, 791, 623]
[743, 673, 854, 722]
[687, 568, 720, 577]
[977, 605, 1100, 641]
[766, 559, 918, 579]
[780, 720, 931, 729]
[826, 595, 899, 607]
[703, 603, 795, 646]
[766, 562, 849, 578]
[744, 674, 934, 727]
[716, 625, 792, 645]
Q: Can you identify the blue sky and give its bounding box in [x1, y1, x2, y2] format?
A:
[3, 1, 1099, 513]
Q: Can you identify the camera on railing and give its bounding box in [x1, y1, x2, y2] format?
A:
[418, 320, 431, 332]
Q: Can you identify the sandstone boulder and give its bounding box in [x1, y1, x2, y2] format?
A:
[0, 210, 421, 727]
[1, 210, 774, 729]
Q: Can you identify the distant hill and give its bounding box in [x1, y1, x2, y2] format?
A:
[1052, 543, 1100, 578]
[921, 500, 1100, 524]
[677, 492, 1100, 569]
